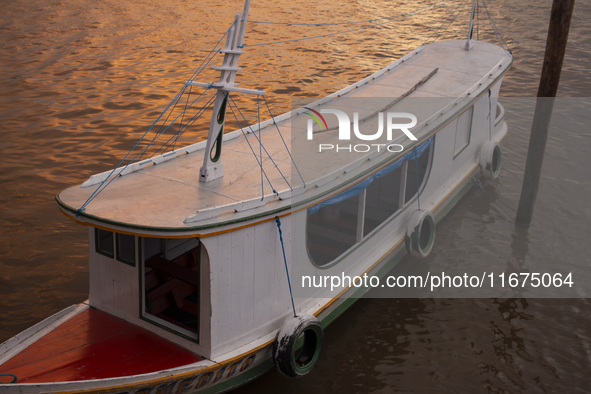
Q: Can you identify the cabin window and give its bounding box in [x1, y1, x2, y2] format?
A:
[453, 106, 473, 157]
[404, 146, 430, 204]
[307, 138, 433, 267]
[116, 233, 136, 266]
[307, 193, 361, 267]
[141, 237, 201, 341]
[95, 229, 114, 258]
[363, 165, 403, 237]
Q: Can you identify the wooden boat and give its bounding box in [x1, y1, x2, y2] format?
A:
[0, 0, 512, 393]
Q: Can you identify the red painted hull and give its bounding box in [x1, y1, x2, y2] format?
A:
[0, 308, 202, 383]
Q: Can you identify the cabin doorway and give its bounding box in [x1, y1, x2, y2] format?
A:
[140, 237, 202, 341]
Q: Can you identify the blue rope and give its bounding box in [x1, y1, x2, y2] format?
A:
[228, 94, 291, 191]
[148, 90, 214, 158]
[262, 95, 306, 188]
[186, 25, 233, 82]
[422, 0, 469, 45]
[76, 88, 187, 215]
[470, 177, 484, 193]
[275, 216, 296, 318]
[245, 0, 454, 48]
[227, 99, 278, 195]
[76, 33, 229, 215]
[177, 84, 193, 150]
[139, 45, 225, 161]
[248, 1, 452, 27]
[414, 147, 421, 210]
[151, 92, 217, 157]
[481, 0, 512, 55]
[143, 23, 232, 155]
[487, 89, 492, 141]
[135, 88, 187, 162]
[136, 30, 230, 163]
[137, 89, 214, 158]
[171, 93, 214, 151]
[476, 0, 479, 41]
[127, 23, 231, 163]
[258, 96, 263, 200]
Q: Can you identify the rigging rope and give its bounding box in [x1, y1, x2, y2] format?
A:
[262, 96, 306, 188]
[177, 85, 193, 151]
[244, 0, 455, 48]
[481, 0, 512, 55]
[414, 146, 421, 210]
[152, 92, 218, 157]
[487, 89, 492, 141]
[258, 95, 263, 199]
[227, 94, 292, 191]
[76, 0, 512, 215]
[248, 0, 454, 26]
[227, 98, 278, 195]
[76, 25, 232, 215]
[422, 0, 470, 45]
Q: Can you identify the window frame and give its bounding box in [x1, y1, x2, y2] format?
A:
[453, 105, 474, 159]
[115, 233, 136, 267]
[95, 228, 114, 258]
[138, 237, 201, 344]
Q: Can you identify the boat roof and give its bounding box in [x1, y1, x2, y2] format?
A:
[57, 40, 512, 235]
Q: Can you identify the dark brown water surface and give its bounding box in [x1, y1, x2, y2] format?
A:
[1, 0, 590, 392]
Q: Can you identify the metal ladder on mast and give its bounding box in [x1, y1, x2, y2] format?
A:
[186, 0, 265, 182]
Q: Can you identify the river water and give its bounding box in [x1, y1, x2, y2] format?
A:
[1, 0, 590, 392]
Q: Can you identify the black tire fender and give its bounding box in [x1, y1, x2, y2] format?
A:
[273, 314, 324, 378]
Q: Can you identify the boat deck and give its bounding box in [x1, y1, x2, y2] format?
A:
[0, 308, 203, 383]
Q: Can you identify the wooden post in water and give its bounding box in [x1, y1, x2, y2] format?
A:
[515, 0, 575, 226]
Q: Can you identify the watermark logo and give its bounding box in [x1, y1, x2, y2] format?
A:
[304, 107, 328, 132]
[304, 108, 418, 152]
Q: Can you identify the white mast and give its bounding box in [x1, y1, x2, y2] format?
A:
[465, 0, 477, 51]
[187, 0, 265, 182]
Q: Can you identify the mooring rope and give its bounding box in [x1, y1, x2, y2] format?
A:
[275, 216, 297, 318]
